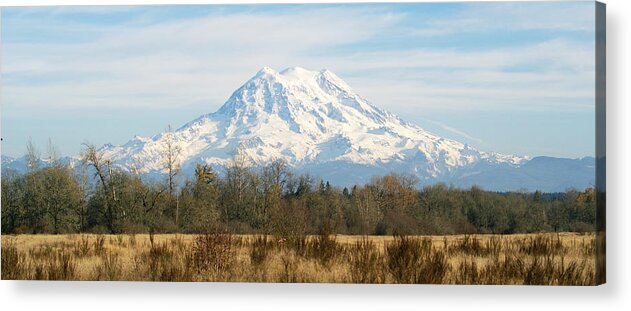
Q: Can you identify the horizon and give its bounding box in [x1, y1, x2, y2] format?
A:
[1, 64, 597, 163]
[1, 3, 596, 159]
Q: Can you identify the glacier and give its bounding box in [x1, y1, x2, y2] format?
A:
[1, 67, 595, 192]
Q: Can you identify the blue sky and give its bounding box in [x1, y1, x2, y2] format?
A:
[1, 2, 596, 158]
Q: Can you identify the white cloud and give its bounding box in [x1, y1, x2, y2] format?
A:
[424, 119, 483, 143]
[0, 3, 598, 159]
[412, 2, 595, 36]
[2, 4, 595, 116]
[2, 7, 404, 111]
[329, 39, 594, 113]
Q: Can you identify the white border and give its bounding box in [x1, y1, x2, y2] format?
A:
[1, 1, 629, 310]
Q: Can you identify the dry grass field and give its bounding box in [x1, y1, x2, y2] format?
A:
[1, 232, 596, 285]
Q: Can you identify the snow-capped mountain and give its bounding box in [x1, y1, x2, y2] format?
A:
[1, 67, 595, 192]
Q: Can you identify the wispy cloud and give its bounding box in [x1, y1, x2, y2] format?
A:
[2, 4, 594, 113]
[0, 3, 597, 158]
[337, 39, 594, 114]
[412, 2, 595, 36]
[424, 119, 483, 143]
[2, 6, 404, 111]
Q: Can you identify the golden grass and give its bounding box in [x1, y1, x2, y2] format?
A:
[1, 232, 596, 285]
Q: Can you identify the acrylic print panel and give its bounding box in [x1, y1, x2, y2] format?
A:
[0, 1, 605, 285]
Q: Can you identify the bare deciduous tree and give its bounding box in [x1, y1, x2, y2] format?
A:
[163, 125, 181, 196]
[81, 143, 107, 189]
[26, 138, 40, 172]
[224, 147, 251, 221]
[162, 125, 182, 225]
[46, 138, 61, 167]
[81, 142, 119, 232]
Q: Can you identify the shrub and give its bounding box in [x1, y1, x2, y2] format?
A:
[306, 232, 340, 266]
[95, 251, 122, 280]
[386, 235, 450, 284]
[250, 235, 271, 266]
[279, 252, 300, 283]
[143, 241, 191, 281]
[571, 222, 594, 233]
[14, 225, 31, 234]
[348, 238, 384, 283]
[73, 235, 91, 258]
[480, 253, 525, 284]
[120, 222, 149, 234]
[523, 255, 556, 285]
[93, 234, 106, 256]
[386, 235, 425, 283]
[44, 251, 76, 280]
[89, 225, 110, 234]
[449, 235, 504, 257]
[1, 243, 28, 280]
[128, 234, 137, 247]
[283, 234, 308, 257]
[374, 222, 388, 236]
[486, 235, 503, 258]
[449, 234, 484, 256]
[114, 235, 125, 247]
[519, 234, 565, 256]
[556, 257, 592, 286]
[455, 258, 479, 284]
[420, 248, 450, 284]
[191, 231, 234, 275]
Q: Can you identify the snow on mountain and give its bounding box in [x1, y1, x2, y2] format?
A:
[1, 66, 594, 191]
[99, 66, 528, 183]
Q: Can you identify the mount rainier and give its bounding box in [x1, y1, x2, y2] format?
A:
[2, 67, 595, 192]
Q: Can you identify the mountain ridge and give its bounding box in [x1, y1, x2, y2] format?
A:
[1, 67, 594, 192]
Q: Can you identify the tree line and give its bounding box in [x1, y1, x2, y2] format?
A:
[1, 139, 596, 235]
